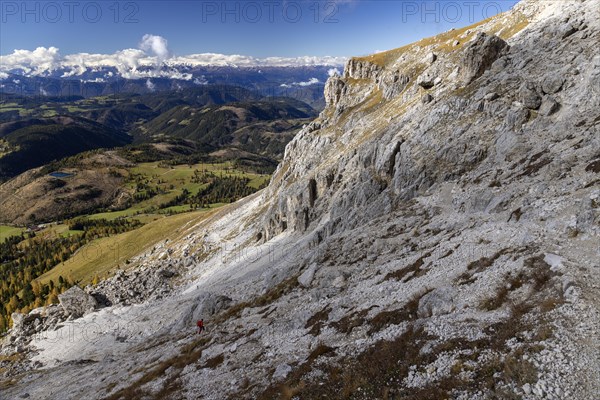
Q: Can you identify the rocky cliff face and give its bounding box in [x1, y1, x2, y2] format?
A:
[2, 1, 599, 399]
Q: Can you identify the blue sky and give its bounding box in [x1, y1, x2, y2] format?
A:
[1, 1, 519, 58]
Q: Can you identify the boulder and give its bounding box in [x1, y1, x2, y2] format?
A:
[541, 75, 565, 94]
[560, 23, 578, 39]
[540, 97, 561, 116]
[520, 82, 542, 110]
[158, 267, 177, 278]
[460, 32, 509, 85]
[422, 94, 434, 104]
[417, 72, 436, 89]
[58, 286, 98, 318]
[423, 52, 437, 65]
[10, 310, 45, 337]
[298, 263, 318, 288]
[10, 313, 25, 332]
[191, 293, 233, 320]
[273, 363, 292, 380]
[505, 106, 530, 130]
[89, 292, 112, 308]
[332, 276, 346, 288]
[417, 287, 457, 318]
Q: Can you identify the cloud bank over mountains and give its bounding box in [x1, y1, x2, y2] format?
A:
[0, 34, 347, 81]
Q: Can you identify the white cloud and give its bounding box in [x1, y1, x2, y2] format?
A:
[170, 53, 346, 68]
[280, 77, 322, 88]
[1, 46, 61, 76]
[0, 36, 347, 80]
[139, 34, 171, 64]
[121, 69, 193, 80]
[194, 76, 208, 85]
[146, 79, 156, 91]
[328, 68, 341, 77]
[297, 77, 320, 86]
[82, 77, 105, 83]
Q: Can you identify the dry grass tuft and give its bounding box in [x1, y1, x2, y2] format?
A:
[457, 248, 509, 285]
[524, 255, 555, 291]
[307, 344, 336, 363]
[479, 254, 563, 313]
[367, 290, 427, 335]
[331, 306, 376, 334]
[481, 284, 511, 311]
[502, 352, 538, 386]
[278, 382, 306, 400]
[305, 306, 332, 336]
[203, 353, 224, 369]
[384, 251, 432, 282]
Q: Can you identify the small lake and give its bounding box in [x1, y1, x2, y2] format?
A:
[49, 172, 75, 178]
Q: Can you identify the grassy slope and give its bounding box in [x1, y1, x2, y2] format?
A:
[0, 225, 25, 242]
[36, 224, 84, 238]
[1, 158, 268, 287]
[36, 210, 211, 285]
[3, 158, 266, 288]
[355, 11, 528, 68]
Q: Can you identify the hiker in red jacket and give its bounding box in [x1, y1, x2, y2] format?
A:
[196, 319, 205, 334]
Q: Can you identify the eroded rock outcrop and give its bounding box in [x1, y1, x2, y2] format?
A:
[379, 71, 410, 99]
[324, 75, 346, 106]
[344, 58, 383, 80]
[460, 32, 509, 84]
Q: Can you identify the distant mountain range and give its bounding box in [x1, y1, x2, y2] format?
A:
[0, 115, 131, 179]
[0, 65, 342, 109]
[0, 85, 317, 181]
[132, 97, 316, 158]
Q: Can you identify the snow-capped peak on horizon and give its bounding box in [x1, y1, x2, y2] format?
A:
[0, 35, 347, 81]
